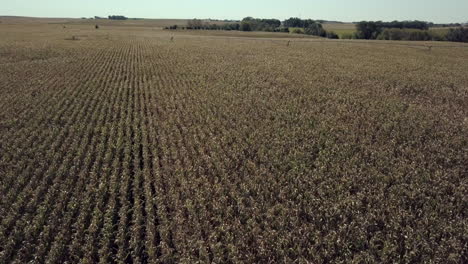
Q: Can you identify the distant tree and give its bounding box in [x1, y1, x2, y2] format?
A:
[187, 19, 204, 29]
[222, 23, 240, 31]
[304, 22, 326, 37]
[326, 31, 339, 39]
[165, 25, 179, 30]
[240, 17, 281, 31]
[429, 22, 462, 27]
[240, 21, 252, 31]
[274, 27, 290, 33]
[445, 27, 468, 42]
[262, 19, 281, 29]
[291, 28, 303, 34]
[108, 15, 128, 20]
[185, 19, 240, 31]
[377, 28, 433, 41]
[283, 18, 333, 37]
[283, 17, 304, 27]
[356, 20, 430, 39]
[340, 32, 355, 39]
[356, 21, 383, 39]
[303, 19, 318, 28]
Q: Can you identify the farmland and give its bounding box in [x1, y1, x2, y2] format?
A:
[0, 19, 467, 263]
[323, 22, 357, 38]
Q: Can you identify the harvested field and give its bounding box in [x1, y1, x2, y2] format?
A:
[0, 21, 467, 263]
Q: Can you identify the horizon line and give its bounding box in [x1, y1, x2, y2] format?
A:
[0, 15, 465, 25]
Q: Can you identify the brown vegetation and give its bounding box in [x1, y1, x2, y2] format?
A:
[0, 20, 467, 263]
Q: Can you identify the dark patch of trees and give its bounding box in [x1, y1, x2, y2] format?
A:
[355, 21, 430, 39]
[326, 31, 339, 39]
[187, 19, 204, 29]
[108, 15, 128, 20]
[240, 17, 282, 31]
[429, 22, 462, 27]
[283, 18, 322, 28]
[273, 27, 290, 33]
[239, 21, 252, 31]
[383, 20, 429, 30]
[223, 23, 241, 31]
[355, 20, 468, 42]
[303, 22, 326, 37]
[377, 28, 434, 41]
[355, 21, 384, 39]
[283, 17, 304, 28]
[167, 17, 467, 43]
[445, 27, 468, 42]
[183, 19, 241, 31]
[284, 18, 338, 38]
[177, 17, 333, 37]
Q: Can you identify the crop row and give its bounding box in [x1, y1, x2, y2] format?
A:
[0, 30, 467, 263]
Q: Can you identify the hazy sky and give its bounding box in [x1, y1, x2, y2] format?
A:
[2, 0, 467, 23]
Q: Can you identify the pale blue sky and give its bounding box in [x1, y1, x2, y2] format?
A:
[2, 0, 467, 23]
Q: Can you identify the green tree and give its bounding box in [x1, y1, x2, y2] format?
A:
[283, 17, 304, 27]
[445, 27, 468, 42]
[356, 21, 383, 39]
[240, 22, 252, 31]
[304, 22, 326, 37]
[187, 19, 204, 29]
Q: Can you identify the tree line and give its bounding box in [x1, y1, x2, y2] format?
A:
[165, 18, 468, 43]
[355, 21, 429, 39]
[354, 21, 468, 42]
[166, 17, 339, 38]
[108, 15, 128, 20]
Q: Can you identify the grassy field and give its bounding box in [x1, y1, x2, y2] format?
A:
[1, 18, 467, 263]
[323, 23, 357, 37]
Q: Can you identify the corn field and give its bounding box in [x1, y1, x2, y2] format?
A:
[0, 23, 467, 263]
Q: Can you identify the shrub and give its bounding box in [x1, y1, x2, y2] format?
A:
[431, 34, 445, 41]
[291, 28, 303, 34]
[340, 33, 355, 39]
[274, 27, 290, 33]
[326, 31, 339, 39]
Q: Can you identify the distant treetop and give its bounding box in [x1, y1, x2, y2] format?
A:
[108, 15, 128, 20]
